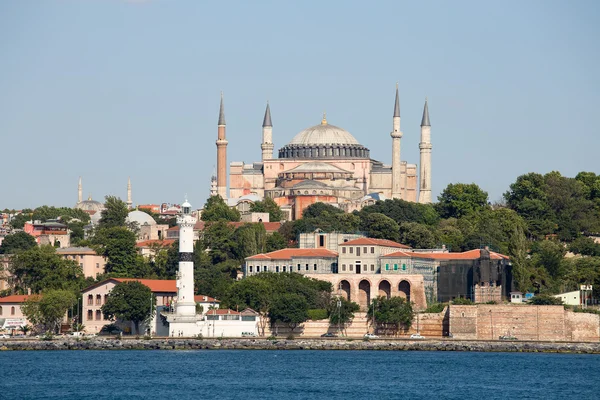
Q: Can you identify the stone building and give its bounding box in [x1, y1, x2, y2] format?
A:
[215, 86, 433, 220]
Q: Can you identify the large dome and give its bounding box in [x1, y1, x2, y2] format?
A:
[126, 210, 156, 226]
[278, 116, 369, 160]
[288, 122, 360, 146]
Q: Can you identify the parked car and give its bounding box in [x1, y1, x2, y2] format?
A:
[99, 324, 123, 336]
[364, 333, 379, 339]
[0, 334, 10, 339]
[321, 333, 338, 338]
[410, 333, 426, 339]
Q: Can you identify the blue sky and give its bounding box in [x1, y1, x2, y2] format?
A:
[1, 0, 598, 209]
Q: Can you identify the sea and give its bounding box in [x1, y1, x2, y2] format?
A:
[1, 350, 599, 399]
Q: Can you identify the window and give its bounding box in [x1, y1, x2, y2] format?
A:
[349, 247, 353, 254]
[394, 264, 398, 271]
[371, 247, 375, 254]
[319, 235, 325, 247]
[242, 315, 256, 321]
[88, 294, 93, 306]
[342, 247, 346, 254]
[283, 266, 286, 272]
[264, 266, 268, 272]
[297, 264, 301, 271]
[87, 310, 93, 320]
[371, 264, 375, 272]
[104, 294, 108, 304]
[223, 315, 240, 321]
[350, 265, 354, 272]
[313, 264, 317, 271]
[356, 247, 361, 256]
[96, 310, 101, 320]
[306, 264, 309, 271]
[363, 247, 367, 254]
[79, 263, 83, 269]
[0, 306, 2, 316]
[276, 266, 280, 272]
[342, 264, 346, 271]
[96, 294, 102, 305]
[207, 315, 219, 320]
[402, 264, 406, 271]
[96, 263, 100, 269]
[249, 266, 253, 273]
[11, 306, 15, 315]
[385, 264, 389, 271]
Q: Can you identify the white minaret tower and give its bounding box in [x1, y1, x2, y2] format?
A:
[391, 84, 403, 199]
[166, 198, 201, 337]
[126, 177, 133, 209]
[418, 99, 432, 203]
[78, 176, 83, 204]
[261, 102, 274, 161]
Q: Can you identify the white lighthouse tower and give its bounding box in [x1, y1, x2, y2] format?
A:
[166, 198, 202, 336]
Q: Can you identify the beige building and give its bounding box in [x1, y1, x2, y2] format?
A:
[215, 87, 433, 220]
[0, 294, 31, 332]
[56, 247, 106, 279]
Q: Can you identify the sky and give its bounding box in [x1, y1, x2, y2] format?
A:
[1, 0, 599, 209]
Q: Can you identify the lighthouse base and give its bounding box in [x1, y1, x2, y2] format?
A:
[164, 313, 203, 337]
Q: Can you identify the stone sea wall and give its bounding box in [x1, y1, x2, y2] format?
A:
[1, 338, 600, 353]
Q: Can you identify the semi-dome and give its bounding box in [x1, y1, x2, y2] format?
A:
[126, 210, 156, 226]
[279, 115, 370, 160]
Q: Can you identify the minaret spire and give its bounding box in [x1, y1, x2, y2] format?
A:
[127, 177, 132, 209]
[261, 102, 274, 161]
[390, 83, 403, 200]
[78, 176, 83, 204]
[216, 92, 228, 199]
[418, 98, 432, 204]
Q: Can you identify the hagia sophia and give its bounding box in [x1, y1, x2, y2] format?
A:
[213, 85, 433, 220]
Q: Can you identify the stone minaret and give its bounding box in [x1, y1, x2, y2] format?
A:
[390, 84, 403, 199]
[418, 99, 432, 204]
[216, 92, 228, 199]
[78, 176, 83, 204]
[127, 177, 132, 209]
[261, 102, 274, 161]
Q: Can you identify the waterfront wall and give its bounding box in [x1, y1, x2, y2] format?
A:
[1, 338, 600, 353]
[449, 305, 600, 342]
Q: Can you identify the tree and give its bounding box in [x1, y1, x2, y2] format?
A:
[21, 290, 76, 333]
[399, 222, 437, 249]
[99, 196, 129, 228]
[328, 297, 360, 334]
[367, 296, 414, 335]
[102, 281, 155, 334]
[360, 199, 439, 226]
[530, 239, 566, 278]
[201, 195, 240, 222]
[92, 226, 138, 275]
[232, 223, 267, 260]
[302, 202, 344, 219]
[250, 197, 284, 222]
[10, 245, 84, 294]
[269, 293, 309, 332]
[358, 213, 400, 242]
[8, 209, 33, 229]
[266, 232, 287, 252]
[202, 221, 237, 264]
[569, 236, 600, 256]
[0, 231, 37, 254]
[529, 294, 562, 305]
[437, 183, 489, 219]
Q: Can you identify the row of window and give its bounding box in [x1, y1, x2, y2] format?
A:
[385, 264, 408, 271]
[87, 309, 107, 321]
[341, 247, 375, 255]
[88, 294, 108, 306]
[247, 264, 318, 273]
[206, 315, 257, 321]
[0, 306, 16, 316]
[341, 264, 376, 272]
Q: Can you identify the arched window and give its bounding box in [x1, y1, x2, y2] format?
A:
[11, 306, 15, 315]
[88, 294, 93, 306]
[95, 310, 101, 320]
[96, 294, 102, 305]
[87, 310, 93, 320]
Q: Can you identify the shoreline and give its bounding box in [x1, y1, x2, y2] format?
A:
[1, 338, 600, 353]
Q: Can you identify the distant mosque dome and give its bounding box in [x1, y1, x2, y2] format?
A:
[279, 114, 369, 159]
[75, 195, 105, 213]
[126, 210, 156, 226]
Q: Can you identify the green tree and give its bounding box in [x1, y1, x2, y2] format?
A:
[92, 226, 138, 275]
[358, 213, 400, 242]
[399, 222, 437, 249]
[201, 195, 240, 222]
[269, 293, 309, 332]
[360, 199, 439, 226]
[8, 209, 33, 229]
[266, 232, 287, 252]
[437, 183, 489, 219]
[529, 294, 563, 305]
[99, 196, 129, 228]
[250, 197, 284, 222]
[21, 290, 77, 333]
[530, 239, 566, 278]
[10, 246, 84, 294]
[569, 236, 600, 256]
[101, 281, 155, 334]
[232, 223, 267, 260]
[367, 296, 414, 335]
[327, 297, 360, 334]
[202, 221, 237, 264]
[0, 231, 37, 254]
[302, 202, 344, 219]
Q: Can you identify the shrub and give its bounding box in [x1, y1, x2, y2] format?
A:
[307, 309, 328, 321]
[267, 335, 277, 340]
[143, 335, 152, 340]
[529, 294, 562, 305]
[452, 298, 473, 305]
[286, 334, 295, 340]
[423, 303, 446, 313]
[195, 333, 203, 340]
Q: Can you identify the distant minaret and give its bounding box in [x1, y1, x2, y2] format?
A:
[78, 176, 83, 204]
[418, 99, 432, 204]
[210, 167, 217, 197]
[390, 84, 403, 199]
[127, 177, 133, 209]
[261, 102, 274, 161]
[216, 92, 228, 199]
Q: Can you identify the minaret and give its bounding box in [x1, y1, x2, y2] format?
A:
[216, 92, 228, 199]
[390, 84, 403, 199]
[210, 167, 217, 197]
[418, 98, 432, 204]
[261, 102, 274, 161]
[78, 177, 83, 204]
[126, 177, 132, 209]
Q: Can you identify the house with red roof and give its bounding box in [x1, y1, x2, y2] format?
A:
[0, 294, 33, 333]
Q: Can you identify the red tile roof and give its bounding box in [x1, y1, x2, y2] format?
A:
[170, 221, 282, 233]
[113, 278, 177, 293]
[206, 308, 240, 315]
[0, 295, 34, 303]
[194, 295, 220, 303]
[341, 238, 411, 249]
[136, 239, 176, 248]
[383, 249, 509, 260]
[246, 248, 338, 260]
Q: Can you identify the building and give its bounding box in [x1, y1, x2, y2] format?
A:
[136, 239, 176, 259]
[126, 210, 169, 242]
[81, 277, 220, 335]
[56, 247, 107, 279]
[23, 220, 71, 248]
[200, 308, 258, 338]
[215, 87, 433, 220]
[0, 294, 31, 332]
